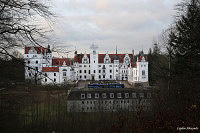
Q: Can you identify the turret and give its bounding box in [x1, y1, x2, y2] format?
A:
[90, 44, 99, 80]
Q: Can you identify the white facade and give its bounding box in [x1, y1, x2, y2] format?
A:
[128, 56, 149, 84]
[24, 45, 148, 85]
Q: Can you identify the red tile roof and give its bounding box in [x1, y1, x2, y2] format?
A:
[74, 54, 90, 63]
[138, 56, 146, 62]
[74, 54, 134, 63]
[25, 46, 48, 54]
[52, 58, 71, 66]
[42, 67, 59, 72]
[131, 62, 137, 68]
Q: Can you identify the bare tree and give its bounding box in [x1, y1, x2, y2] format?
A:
[0, 0, 54, 57]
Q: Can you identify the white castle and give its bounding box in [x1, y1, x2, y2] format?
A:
[24, 44, 148, 85]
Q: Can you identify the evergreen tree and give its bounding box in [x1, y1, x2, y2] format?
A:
[148, 44, 168, 86]
[168, 0, 200, 88]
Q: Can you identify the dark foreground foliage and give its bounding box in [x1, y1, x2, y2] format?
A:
[0, 87, 176, 133]
[0, 86, 199, 133]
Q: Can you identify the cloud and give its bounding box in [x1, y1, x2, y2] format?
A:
[49, 0, 180, 57]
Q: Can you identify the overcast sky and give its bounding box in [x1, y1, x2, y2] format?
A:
[48, 0, 181, 57]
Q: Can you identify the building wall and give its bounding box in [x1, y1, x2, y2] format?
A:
[67, 98, 152, 112]
[42, 71, 60, 84]
[24, 45, 148, 84]
[128, 61, 148, 83]
[77, 63, 90, 80]
[24, 52, 45, 83]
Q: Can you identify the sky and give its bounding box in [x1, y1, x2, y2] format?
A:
[45, 0, 181, 57]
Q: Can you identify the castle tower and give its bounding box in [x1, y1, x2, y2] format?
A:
[136, 55, 148, 83]
[90, 44, 99, 80]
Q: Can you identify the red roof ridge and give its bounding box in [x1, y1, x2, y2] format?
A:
[42, 67, 59, 72]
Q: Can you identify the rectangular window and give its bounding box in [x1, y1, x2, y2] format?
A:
[79, 65, 82, 67]
[80, 75, 82, 79]
[109, 65, 112, 67]
[89, 70, 90, 74]
[63, 72, 66, 77]
[142, 70, 145, 76]
[117, 93, 122, 98]
[84, 75, 86, 79]
[29, 73, 31, 77]
[84, 70, 86, 73]
[132, 93, 137, 98]
[95, 93, 99, 98]
[98, 65, 101, 67]
[54, 78, 56, 82]
[110, 93, 114, 98]
[99, 75, 101, 79]
[125, 93, 129, 98]
[110, 75, 112, 79]
[99, 70, 101, 73]
[28, 67, 30, 70]
[87, 93, 91, 98]
[110, 70, 112, 73]
[94, 70, 96, 73]
[81, 94, 85, 99]
[54, 73, 56, 76]
[79, 70, 82, 73]
[84, 65, 86, 67]
[140, 93, 144, 98]
[45, 78, 47, 82]
[36, 60, 38, 64]
[103, 70, 105, 73]
[103, 75, 105, 78]
[102, 93, 106, 98]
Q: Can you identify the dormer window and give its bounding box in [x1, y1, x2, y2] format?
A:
[124, 54, 130, 64]
[82, 52, 89, 63]
[104, 53, 111, 63]
[29, 47, 37, 54]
